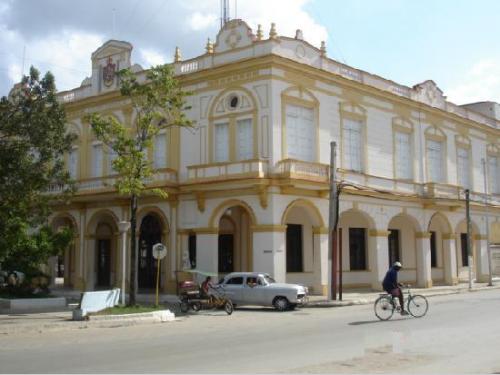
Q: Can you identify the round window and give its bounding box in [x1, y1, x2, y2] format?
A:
[228, 95, 239, 109]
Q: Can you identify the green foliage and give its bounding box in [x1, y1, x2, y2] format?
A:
[0, 66, 76, 264]
[86, 64, 192, 305]
[86, 64, 192, 198]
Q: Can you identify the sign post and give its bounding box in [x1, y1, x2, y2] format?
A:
[152, 243, 167, 307]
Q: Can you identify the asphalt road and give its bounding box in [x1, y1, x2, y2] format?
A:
[2, 289, 500, 373]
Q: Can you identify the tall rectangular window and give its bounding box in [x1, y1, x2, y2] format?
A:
[214, 122, 229, 162]
[286, 104, 315, 162]
[343, 119, 363, 172]
[395, 132, 411, 179]
[154, 133, 167, 169]
[488, 155, 499, 194]
[388, 229, 400, 267]
[92, 144, 103, 177]
[430, 231, 437, 267]
[286, 224, 303, 272]
[457, 147, 470, 188]
[427, 140, 443, 182]
[349, 228, 366, 270]
[460, 233, 469, 267]
[236, 118, 253, 161]
[69, 148, 78, 179]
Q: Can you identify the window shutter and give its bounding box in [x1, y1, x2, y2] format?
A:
[489, 156, 499, 194]
[395, 132, 411, 179]
[214, 123, 229, 162]
[457, 147, 470, 188]
[69, 148, 78, 179]
[154, 133, 167, 168]
[286, 104, 314, 162]
[343, 119, 362, 172]
[427, 140, 443, 182]
[237, 119, 253, 160]
[92, 144, 103, 177]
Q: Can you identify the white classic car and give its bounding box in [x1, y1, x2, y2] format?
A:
[218, 272, 308, 311]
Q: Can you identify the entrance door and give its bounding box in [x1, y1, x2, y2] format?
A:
[139, 215, 162, 289]
[388, 229, 400, 267]
[97, 239, 111, 287]
[460, 233, 469, 266]
[218, 234, 234, 273]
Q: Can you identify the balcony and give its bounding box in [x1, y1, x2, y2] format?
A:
[422, 183, 461, 200]
[46, 168, 178, 195]
[274, 159, 329, 183]
[186, 160, 268, 183]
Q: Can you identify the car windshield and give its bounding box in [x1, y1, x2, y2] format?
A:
[264, 275, 276, 284]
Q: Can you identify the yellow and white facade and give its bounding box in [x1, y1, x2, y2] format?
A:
[49, 20, 500, 295]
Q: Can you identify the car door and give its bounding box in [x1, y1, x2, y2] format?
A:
[242, 276, 267, 305]
[222, 276, 244, 304]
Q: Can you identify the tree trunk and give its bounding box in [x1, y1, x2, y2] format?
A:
[129, 194, 138, 306]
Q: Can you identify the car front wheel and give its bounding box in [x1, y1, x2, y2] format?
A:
[273, 296, 289, 311]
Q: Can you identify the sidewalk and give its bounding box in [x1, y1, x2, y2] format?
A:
[306, 281, 500, 307]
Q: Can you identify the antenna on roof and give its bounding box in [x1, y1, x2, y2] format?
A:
[220, 0, 230, 28]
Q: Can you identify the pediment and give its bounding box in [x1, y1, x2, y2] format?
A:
[411, 80, 446, 109]
[214, 19, 255, 53]
[92, 40, 133, 60]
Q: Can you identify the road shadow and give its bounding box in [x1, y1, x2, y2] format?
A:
[349, 317, 406, 326]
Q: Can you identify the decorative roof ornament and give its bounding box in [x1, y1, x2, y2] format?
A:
[269, 23, 278, 39]
[174, 46, 181, 62]
[295, 29, 303, 40]
[320, 41, 327, 57]
[256, 24, 263, 41]
[205, 38, 214, 54]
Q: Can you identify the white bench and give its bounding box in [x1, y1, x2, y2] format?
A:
[72, 288, 120, 320]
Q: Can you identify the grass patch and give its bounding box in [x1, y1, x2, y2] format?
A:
[92, 305, 165, 316]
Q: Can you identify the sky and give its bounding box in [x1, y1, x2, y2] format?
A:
[0, 0, 499, 105]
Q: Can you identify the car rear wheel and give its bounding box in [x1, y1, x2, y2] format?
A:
[273, 296, 289, 311]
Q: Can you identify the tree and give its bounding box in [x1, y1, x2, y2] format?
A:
[0, 66, 75, 269]
[86, 65, 192, 305]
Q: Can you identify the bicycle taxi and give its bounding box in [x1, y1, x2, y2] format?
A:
[176, 269, 234, 315]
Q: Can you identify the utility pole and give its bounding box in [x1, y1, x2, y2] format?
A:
[465, 189, 473, 290]
[328, 142, 338, 300]
[482, 158, 493, 286]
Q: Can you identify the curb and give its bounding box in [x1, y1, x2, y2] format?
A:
[0, 310, 179, 335]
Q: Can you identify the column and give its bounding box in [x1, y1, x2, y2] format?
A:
[416, 232, 433, 288]
[443, 233, 458, 285]
[195, 229, 219, 283]
[475, 235, 490, 282]
[313, 227, 329, 296]
[369, 230, 390, 291]
[77, 209, 86, 291]
[252, 226, 287, 283]
[85, 236, 96, 291]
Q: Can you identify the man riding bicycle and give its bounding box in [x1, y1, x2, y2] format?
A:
[382, 261, 408, 315]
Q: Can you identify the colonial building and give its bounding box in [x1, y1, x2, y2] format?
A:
[49, 20, 500, 295]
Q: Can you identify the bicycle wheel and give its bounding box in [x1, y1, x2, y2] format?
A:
[407, 295, 428, 318]
[180, 301, 189, 313]
[374, 295, 395, 321]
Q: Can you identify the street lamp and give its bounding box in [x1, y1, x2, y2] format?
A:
[118, 221, 131, 305]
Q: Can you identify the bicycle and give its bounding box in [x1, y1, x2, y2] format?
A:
[374, 284, 428, 320]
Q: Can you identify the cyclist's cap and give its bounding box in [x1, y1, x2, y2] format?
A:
[393, 261, 402, 268]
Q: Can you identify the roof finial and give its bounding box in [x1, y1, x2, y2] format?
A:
[174, 46, 182, 62]
[256, 24, 263, 41]
[205, 38, 214, 54]
[269, 23, 277, 39]
[295, 29, 303, 40]
[320, 41, 326, 57]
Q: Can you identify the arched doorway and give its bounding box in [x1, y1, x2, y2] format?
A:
[138, 214, 163, 289]
[428, 213, 452, 285]
[455, 219, 479, 282]
[387, 214, 420, 284]
[95, 223, 113, 288]
[217, 206, 252, 274]
[51, 215, 77, 288]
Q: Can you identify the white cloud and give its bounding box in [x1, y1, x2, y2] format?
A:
[446, 58, 500, 104]
[188, 12, 218, 31]
[140, 48, 168, 67]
